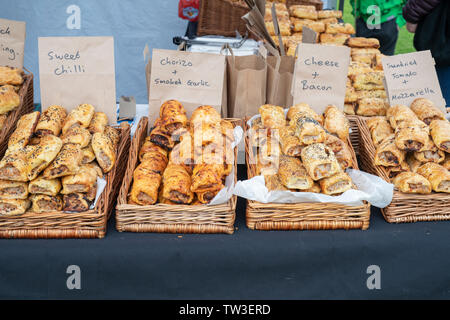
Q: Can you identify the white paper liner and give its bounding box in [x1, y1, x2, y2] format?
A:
[89, 177, 107, 209]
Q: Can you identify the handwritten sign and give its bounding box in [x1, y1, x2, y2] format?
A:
[382, 50, 446, 112]
[148, 49, 226, 123]
[292, 43, 350, 114]
[0, 18, 26, 69]
[39, 37, 117, 124]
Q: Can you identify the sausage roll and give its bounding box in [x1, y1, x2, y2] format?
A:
[351, 53, 376, 65]
[374, 135, 406, 167]
[29, 176, 61, 196]
[192, 122, 221, 147]
[387, 161, 410, 180]
[301, 143, 340, 181]
[0, 85, 20, 114]
[345, 82, 358, 103]
[278, 155, 314, 190]
[325, 23, 355, 34]
[139, 137, 168, 162]
[0, 199, 30, 216]
[323, 105, 350, 140]
[129, 162, 162, 205]
[395, 119, 429, 152]
[344, 103, 355, 115]
[347, 61, 372, 78]
[259, 136, 281, 163]
[92, 130, 117, 173]
[43, 143, 83, 179]
[8, 111, 40, 151]
[430, 119, 450, 152]
[220, 119, 235, 143]
[319, 33, 350, 46]
[280, 126, 304, 157]
[290, 5, 318, 20]
[63, 193, 91, 212]
[443, 154, 450, 171]
[325, 135, 353, 170]
[287, 103, 323, 125]
[26, 134, 64, 181]
[366, 117, 393, 146]
[345, 37, 380, 48]
[386, 105, 419, 129]
[352, 72, 385, 91]
[356, 90, 387, 100]
[393, 172, 432, 194]
[260, 105, 286, 129]
[81, 145, 96, 164]
[161, 164, 194, 204]
[417, 163, 450, 193]
[88, 112, 108, 134]
[0, 180, 28, 200]
[35, 105, 67, 137]
[318, 10, 342, 19]
[256, 156, 279, 176]
[62, 104, 95, 134]
[61, 164, 100, 194]
[295, 117, 326, 145]
[407, 154, 422, 173]
[410, 98, 445, 125]
[0, 67, 24, 85]
[61, 125, 91, 148]
[159, 106, 188, 136]
[264, 174, 288, 191]
[105, 126, 120, 148]
[302, 183, 322, 193]
[414, 136, 445, 163]
[291, 18, 325, 33]
[196, 189, 220, 204]
[266, 20, 291, 36]
[149, 125, 175, 151]
[0, 149, 31, 182]
[169, 137, 193, 175]
[30, 194, 63, 213]
[319, 172, 353, 195]
[191, 164, 224, 193]
[191, 105, 221, 126]
[142, 148, 169, 175]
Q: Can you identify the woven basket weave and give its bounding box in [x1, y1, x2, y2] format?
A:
[0, 123, 131, 239]
[357, 117, 450, 224]
[116, 116, 239, 234]
[244, 118, 371, 231]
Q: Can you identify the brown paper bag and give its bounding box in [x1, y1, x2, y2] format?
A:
[38, 36, 117, 124]
[266, 55, 295, 107]
[225, 47, 267, 118]
[0, 18, 26, 69]
[147, 48, 227, 125]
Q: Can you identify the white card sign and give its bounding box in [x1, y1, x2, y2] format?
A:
[382, 50, 446, 112]
[292, 43, 350, 114]
[38, 36, 117, 124]
[0, 18, 26, 69]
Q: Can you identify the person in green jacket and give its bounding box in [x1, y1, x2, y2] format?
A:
[350, 0, 407, 55]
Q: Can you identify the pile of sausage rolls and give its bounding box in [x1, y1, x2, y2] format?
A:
[0, 104, 119, 215]
[0, 66, 25, 130]
[370, 98, 450, 194]
[249, 103, 355, 196]
[129, 100, 235, 206]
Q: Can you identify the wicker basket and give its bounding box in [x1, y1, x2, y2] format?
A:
[0, 70, 34, 156]
[346, 114, 367, 156]
[244, 119, 371, 231]
[0, 123, 131, 239]
[357, 117, 450, 223]
[116, 117, 239, 234]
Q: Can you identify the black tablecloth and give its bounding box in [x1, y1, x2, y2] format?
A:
[1, 165, 450, 300]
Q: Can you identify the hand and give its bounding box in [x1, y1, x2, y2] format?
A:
[406, 22, 417, 33]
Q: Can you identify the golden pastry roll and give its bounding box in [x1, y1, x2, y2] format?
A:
[366, 117, 393, 146]
[142, 147, 169, 175]
[0, 148, 32, 181]
[192, 122, 222, 147]
[417, 163, 450, 193]
[430, 119, 450, 152]
[260, 104, 286, 129]
[350, 48, 381, 56]
[256, 157, 279, 176]
[325, 23, 355, 34]
[0, 85, 20, 115]
[139, 137, 168, 161]
[92, 131, 117, 173]
[30, 194, 63, 213]
[286, 46, 298, 57]
[319, 33, 350, 45]
[301, 182, 321, 193]
[29, 175, 61, 196]
[373, 54, 384, 71]
[264, 174, 288, 191]
[393, 172, 432, 194]
[374, 135, 406, 167]
[62, 104, 95, 134]
[291, 18, 324, 33]
[160, 99, 186, 118]
[323, 105, 350, 140]
[191, 164, 224, 193]
[61, 125, 92, 148]
[43, 143, 83, 179]
[8, 111, 40, 151]
[61, 164, 100, 194]
[249, 126, 271, 148]
[0, 66, 24, 85]
[325, 135, 354, 170]
[410, 98, 445, 125]
[352, 72, 385, 91]
[35, 105, 67, 137]
[387, 161, 410, 180]
[278, 155, 314, 190]
[26, 134, 64, 181]
[295, 117, 326, 145]
[279, 126, 304, 157]
[88, 112, 108, 134]
[105, 126, 120, 147]
[386, 105, 419, 129]
[287, 103, 323, 125]
[129, 162, 162, 205]
[301, 143, 341, 180]
[407, 154, 422, 173]
[357, 98, 388, 116]
[149, 125, 175, 151]
[344, 103, 355, 115]
[266, 20, 291, 36]
[220, 119, 234, 142]
[320, 172, 353, 195]
[0, 180, 28, 200]
[196, 189, 220, 204]
[169, 134, 193, 173]
[394, 119, 429, 152]
[351, 53, 376, 65]
[191, 105, 221, 126]
[414, 136, 445, 163]
[159, 109, 188, 136]
[356, 90, 387, 100]
[318, 10, 342, 19]
[443, 154, 450, 170]
[0, 199, 30, 216]
[319, 17, 339, 24]
[345, 37, 380, 48]
[81, 145, 96, 164]
[347, 61, 372, 78]
[63, 193, 91, 212]
[345, 83, 358, 103]
[289, 5, 318, 20]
